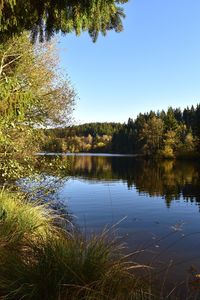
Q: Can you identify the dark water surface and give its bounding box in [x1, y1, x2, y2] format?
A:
[41, 154, 200, 282]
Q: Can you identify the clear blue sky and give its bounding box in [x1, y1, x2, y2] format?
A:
[59, 0, 200, 124]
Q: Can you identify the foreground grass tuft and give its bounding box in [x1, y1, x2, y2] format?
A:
[0, 190, 152, 300]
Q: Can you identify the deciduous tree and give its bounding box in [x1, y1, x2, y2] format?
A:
[0, 33, 75, 179]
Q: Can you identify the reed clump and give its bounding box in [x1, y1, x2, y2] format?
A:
[0, 190, 151, 300]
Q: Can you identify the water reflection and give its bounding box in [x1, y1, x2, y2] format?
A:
[45, 155, 200, 209]
[35, 155, 200, 283]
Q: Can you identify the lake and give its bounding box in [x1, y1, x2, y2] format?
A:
[36, 154, 200, 283]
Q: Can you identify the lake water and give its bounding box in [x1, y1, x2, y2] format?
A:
[37, 154, 200, 283]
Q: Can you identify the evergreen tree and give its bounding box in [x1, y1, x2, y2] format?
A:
[163, 107, 178, 131]
[141, 116, 164, 155]
[111, 104, 200, 157]
[0, 0, 128, 42]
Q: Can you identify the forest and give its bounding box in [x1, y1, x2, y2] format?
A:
[42, 105, 200, 158]
[42, 122, 122, 153]
[112, 105, 200, 157]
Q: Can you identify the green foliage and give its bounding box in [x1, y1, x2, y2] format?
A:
[0, 0, 128, 42]
[42, 134, 112, 153]
[45, 122, 123, 138]
[41, 122, 122, 153]
[112, 104, 200, 157]
[39, 104, 200, 157]
[42, 104, 200, 157]
[0, 190, 55, 239]
[0, 33, 75, 127]
[140, 116, 164, 155]
[0, 33, 75, 180]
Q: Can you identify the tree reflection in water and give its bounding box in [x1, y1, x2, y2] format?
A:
[41, 155, 200, 209]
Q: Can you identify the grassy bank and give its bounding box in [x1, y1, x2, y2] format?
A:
[0, 190, 153, 300]
[0, 190, 199, 299]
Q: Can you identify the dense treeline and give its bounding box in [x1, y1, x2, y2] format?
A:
[45, 122, 123, 137]
[112, 105, 200, 158]
[42, 123, 122, 153]
[42, 105, 200, 158]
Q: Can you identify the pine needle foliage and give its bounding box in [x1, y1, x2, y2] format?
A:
[0, 0, 128, 42]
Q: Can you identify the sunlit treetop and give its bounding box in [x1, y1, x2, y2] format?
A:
[0, 0, 128, 42]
